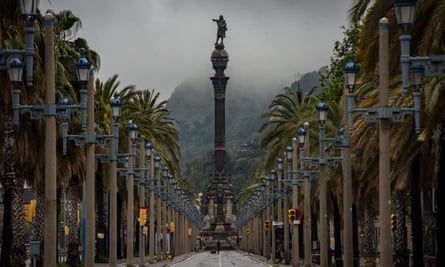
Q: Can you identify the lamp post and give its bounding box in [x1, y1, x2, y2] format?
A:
[317, 99, 329, 267]
[43, 13, 57, 267]
[264, 175, 273, 260]
[297, 123, 315, 267]
[270, 168, 277, 262]
[166, 175, 175, 257]
[148, 148, 155, 263]
[343, 12, 425, 265]
[276, 157, 284, 262]
[135, 139, 152, 267]
[126, 120, 138, 267]
[153, 156, 162, 258]
[286, 140, 303, 267]
[108, 94, 122, 267]
[162, 165, 169, 259]
[284, 146, 292, 264]
[297, 100, 345, 267]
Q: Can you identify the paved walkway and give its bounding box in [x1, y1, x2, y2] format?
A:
[93, 253, 195, 267]
[93, 251, 293, 267]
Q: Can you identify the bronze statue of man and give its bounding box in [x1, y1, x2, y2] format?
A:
[212, 15, 227, 46]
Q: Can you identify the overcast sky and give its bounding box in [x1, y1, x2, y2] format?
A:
[40, 0, 353, 100]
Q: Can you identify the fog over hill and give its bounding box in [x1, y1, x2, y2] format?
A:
[167, 67, 324, 164]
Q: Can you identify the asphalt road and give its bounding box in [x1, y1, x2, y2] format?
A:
[171, 250, 270, 267]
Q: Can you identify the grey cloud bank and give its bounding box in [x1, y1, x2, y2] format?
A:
[40, 0, 352, 100]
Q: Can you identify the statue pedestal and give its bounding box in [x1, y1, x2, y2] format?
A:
[215, 223, 225, 233]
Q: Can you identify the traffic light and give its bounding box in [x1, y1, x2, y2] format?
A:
[288, 208, 296, 224]
[390, 213, 397, 231]
[24, 204, 32, 222]
[24, 199, 37, 223]
[170, 221, 175, 233]
[139, 208, 147, 226]
[264, 220, 270, 230]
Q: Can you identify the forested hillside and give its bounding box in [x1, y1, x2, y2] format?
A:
[167, 68, 324, 197]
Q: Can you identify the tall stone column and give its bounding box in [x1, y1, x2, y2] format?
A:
[210, 44, 229, 175]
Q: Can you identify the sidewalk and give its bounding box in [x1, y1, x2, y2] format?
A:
[94, 253, 193, 267]
[244, 251, 294, 267]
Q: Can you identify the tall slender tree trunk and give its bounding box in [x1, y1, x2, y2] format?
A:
[117, 192, 123, 259]
[33, 186, 45, 265]
[394, 191, 409, 267]
[11, 176, 26, 266]
[0, 114, 17, 267]
[332, 191, 342, 267]
[411, 153, 423, 267]
[0, 183, 13, 267]
[436, 139, 444, 267]
[362, 208, 376, 267]
[96, 164, 107, 259]
[352, 204, 359, 267]
[66, 178, 81, 267]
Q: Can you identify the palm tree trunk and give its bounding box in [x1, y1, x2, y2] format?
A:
[0, 183, 13, 267]
[362, 208, 376, 267]
[0, 114, 17, 267]
[11, 176, 26, 266]
[96, 164, 107, 260]
[332, 191, 342, 267]
[66, 178, 81, 267]
[352, 204, 359, 267]
[117, 191, 123, 259]
[33, 186, 45, 265]
[411, 153, 424, 267]
[394, 191, 409, 267]
[436, 140, 444, 267]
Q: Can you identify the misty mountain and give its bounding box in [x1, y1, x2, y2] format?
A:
[167, 67, 325, 166]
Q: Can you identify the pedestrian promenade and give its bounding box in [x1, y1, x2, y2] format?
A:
[93, 251, 294, 267]
[93, 252, 194, 267]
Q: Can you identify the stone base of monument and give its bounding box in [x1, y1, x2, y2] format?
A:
[215, 223, 226, 233]
[200, 225, 238, 252]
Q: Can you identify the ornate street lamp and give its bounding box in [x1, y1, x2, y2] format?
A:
[297, 99, 345, 266]
[124, 120, 138, 266]
[393, 0, 416, 33]
[343, 57, 360, 92]
[108, 93, 121, 267]
[7, 57, 24, 83]
[316, 98, 328, 126]
[297, 123, 313, 267]
[284, 145, 292, 264]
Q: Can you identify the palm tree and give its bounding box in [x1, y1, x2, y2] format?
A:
[0, 4, 103, 265]
[126, 89, 181, 175]
[258, 83, 318, 171]
[94, 74, 136, 259]
[0, 2, 46, 265]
